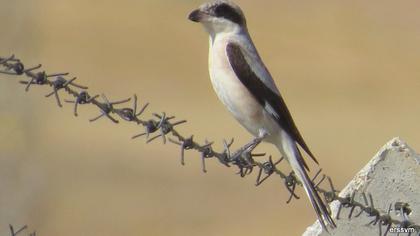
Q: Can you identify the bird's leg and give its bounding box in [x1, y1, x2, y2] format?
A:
[246, 129, 268, 150]
[257, 128, 269, 140]
[231, 129, 268, 160]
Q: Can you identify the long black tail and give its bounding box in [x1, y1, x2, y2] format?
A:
[295, 160, 336, 230]
[277, 140, 336, 231]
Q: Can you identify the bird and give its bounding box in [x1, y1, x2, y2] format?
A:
[188, 0, 336, 230]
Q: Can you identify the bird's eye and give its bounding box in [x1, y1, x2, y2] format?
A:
[214, 4, 244, 25]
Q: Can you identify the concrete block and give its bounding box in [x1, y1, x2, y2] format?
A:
[303, 137, 420, 236]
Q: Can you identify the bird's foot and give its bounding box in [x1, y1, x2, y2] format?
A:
[230, 130, 268, 161]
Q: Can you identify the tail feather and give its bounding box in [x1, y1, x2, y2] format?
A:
[277, 132, 336, 231]
[295, 163, 336, 230]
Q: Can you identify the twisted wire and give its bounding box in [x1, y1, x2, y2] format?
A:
[1, 55, 419, 235]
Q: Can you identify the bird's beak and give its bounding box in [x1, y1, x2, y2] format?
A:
[188, 9, 204, 22]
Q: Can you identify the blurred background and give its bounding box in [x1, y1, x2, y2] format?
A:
[0, 0, 419, 235]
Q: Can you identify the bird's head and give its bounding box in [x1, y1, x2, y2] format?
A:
[188, 0, 247, 36]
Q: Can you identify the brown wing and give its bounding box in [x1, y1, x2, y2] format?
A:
[226, 42, 318, 167]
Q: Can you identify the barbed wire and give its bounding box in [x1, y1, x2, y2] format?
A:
[1, 55, 419, 236]
[8, 225, 35, 236]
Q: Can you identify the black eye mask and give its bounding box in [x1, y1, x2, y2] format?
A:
[213, 3, 244, 25]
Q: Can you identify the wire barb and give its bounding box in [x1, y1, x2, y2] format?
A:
[89, 94, 130, 123]
[65, 91, 99, 116]
[8, 225, 35, 236]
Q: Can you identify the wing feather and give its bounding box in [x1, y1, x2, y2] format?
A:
[226, 42, 318, 166]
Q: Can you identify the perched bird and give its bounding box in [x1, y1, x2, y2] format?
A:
[188, 0, 336, 230]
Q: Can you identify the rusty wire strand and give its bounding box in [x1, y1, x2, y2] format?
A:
[8, 225, 35, 236]
[1, 55, 419, 236]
